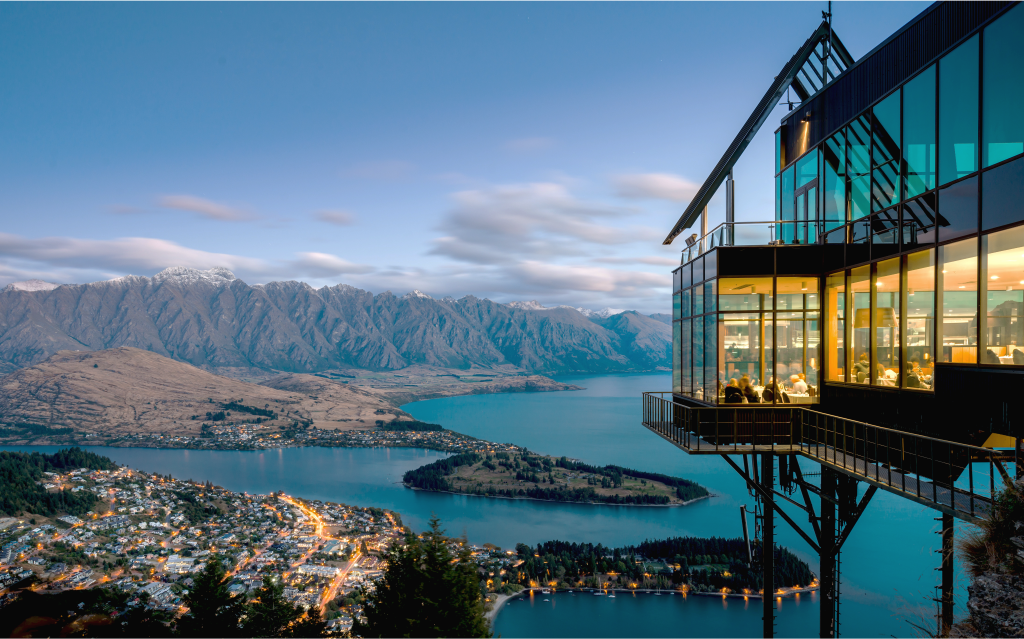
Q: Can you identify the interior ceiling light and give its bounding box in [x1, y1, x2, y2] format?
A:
[959, 285, 966, 289]
[992, 275, 1000, 280]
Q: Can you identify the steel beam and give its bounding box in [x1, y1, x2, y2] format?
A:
[762, 453, 775, 639]
[940, 513, 954, 636]
[819, 467, 837, 639]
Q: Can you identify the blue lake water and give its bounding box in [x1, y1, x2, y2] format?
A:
[2, 372, 970, 637]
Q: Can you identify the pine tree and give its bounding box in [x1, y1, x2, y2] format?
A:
[242, 576, 303, 637]
[176, 558, 248, 637]
[354, 516, 491, 638]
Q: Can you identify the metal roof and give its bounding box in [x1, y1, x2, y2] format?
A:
[662, 20, 855, 245]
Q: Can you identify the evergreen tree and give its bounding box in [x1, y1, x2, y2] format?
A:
[354, 516, 491, 638]
[242, 576, 303, 637]
[176, 558, 248, 637]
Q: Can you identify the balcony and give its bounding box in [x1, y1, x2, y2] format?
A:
[680, 220, 825, 265]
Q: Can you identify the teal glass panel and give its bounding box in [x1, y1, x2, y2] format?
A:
[775, 175, 781, 221]
[904, 65, 936, 198]
[780, 167, 795, 243]
[848, 115, 871, 176]
[983, 3, 1024, 167]
[704, 313, 717, 403]
[681, 319, 691, 395]
[850, 176, 871, 220]
[776, 129, 782, 174]
[673, 292, 681, 321]
[872, 161, 899, 211]
[673, 322, 681, 393]
[693, 284, 704, 317]
[824, 132, 846, 222]
[939, 35, 979, 186]
[681, 288, 691, 318]
[693, 312, 704, 399]
[797, 149, 818, 188]
[873, 90, 901, 167]
[704, 280, 716, 313]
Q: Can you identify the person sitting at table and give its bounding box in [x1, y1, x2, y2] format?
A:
[854, 353, 870, 383]
[738, 376, 760, 403]
[905, 363, 922, 388]
[723, 379, 744, 403]
[877, 363, 896, 386]
[789, 374, 808, 394]
[1014, 348, 1024, 366]
[762, 381, 790, 403]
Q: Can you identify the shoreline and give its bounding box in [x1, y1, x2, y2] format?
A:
[485, 590, 522, 625]
[404, 485, 714, 508]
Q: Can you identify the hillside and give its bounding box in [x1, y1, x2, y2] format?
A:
[0, 267, 670, 376]
[0, 347, 401, 441]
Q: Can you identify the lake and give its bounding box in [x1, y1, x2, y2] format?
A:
[2, 372, 969, 637]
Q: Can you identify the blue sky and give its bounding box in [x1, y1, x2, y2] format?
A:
[0, 1, 926, 312]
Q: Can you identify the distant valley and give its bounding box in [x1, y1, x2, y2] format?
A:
[0, 267, 670, 377]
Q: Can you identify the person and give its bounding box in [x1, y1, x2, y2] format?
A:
[790, 374, 808, 394]
[723, 378, 744, 403]
[1014, 348, 1024, 365]
[738, 376, 760, 403]
[877, 363, 896, 386]
[762, 381, 790, 403]
[905, 363, 921, 388]
[854, 353, 870, 383]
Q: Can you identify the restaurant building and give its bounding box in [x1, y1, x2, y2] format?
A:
[645, 2, 1023, 637]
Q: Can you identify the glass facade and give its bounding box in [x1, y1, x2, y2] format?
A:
[982, 3, 1024, 168]
[938, 35, 979, 187]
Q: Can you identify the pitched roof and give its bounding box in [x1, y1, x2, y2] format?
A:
[663, 20, 855, 245]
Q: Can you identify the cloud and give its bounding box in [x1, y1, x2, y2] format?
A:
[505, 137, 554, 152]
[593, 256, 680, 267]
[341, 161, 415, 180]
[612, 173, 700, 202]
[315, 210, 356, 226]
[158, 194, 254, 221]
[513, 261, 670, 294]
[290, 252, 373, 277]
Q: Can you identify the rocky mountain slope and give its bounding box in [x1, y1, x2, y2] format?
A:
[0, 267, 670, 376]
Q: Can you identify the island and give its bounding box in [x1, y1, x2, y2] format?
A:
[403, 451, 710, 505]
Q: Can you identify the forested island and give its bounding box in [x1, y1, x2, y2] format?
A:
[504, 537, 814, 595]
[403, 451, 710, 505]
[0, 449, 117, 517]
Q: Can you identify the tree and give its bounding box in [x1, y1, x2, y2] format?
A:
[354, 515, 491, 638]
[242, 576, 302, 637]
[176, 558, 248, 637]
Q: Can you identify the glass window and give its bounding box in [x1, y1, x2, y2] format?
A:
[705, 314, 718, 403]
[904, 249, 936, 389]
[681, 319, 692, 395]
[797, 149, 818, 188]
[673, 292, 681, 321]
[982, 156, 1024, 232]
[775, 175, 781, 221]
[982, 226, 1024, 365]
[983, 3, 1024, 167]
[681, 288, 691, 318]
[777, 277, 818, 310]
[780, 167, 795, 244]
[939, 239, 978, 363]
[704, 280, 716, 314]
[872, 161, 899, 212]
[826, 272, 846, 382]
[849, 266, 872, 383]
[673, 269, 681, 293]
[824, 132, 846, 226]
[763, 315, 775, 399]
[718, 277, 773, 311]
[874, 258, 901, 386]
[720, 313, 764, 394]
[873, 91, 901, 212]
[903, 193, 937, 248]
[692, 255, 704, 285]
[681, 262, 691, 289]
[693, 283, 704, 316]
[939, 35, 980, 186]
[673, 322, 681, 393]
[937, 175, 978, 242]
[871, 208, 900, 261]
[693, 311, 705, 400]
[848, 115, 872, 220]
[825, 225, 847, 244]
[904, 65, 937, 198]
[776, 129, 783, 174]
[704, 250, 717, 280]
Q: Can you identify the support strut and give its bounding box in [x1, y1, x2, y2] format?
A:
[939, 513, 954, 636]
[762, 453, 775, 639]
[819, 467, 837, 639]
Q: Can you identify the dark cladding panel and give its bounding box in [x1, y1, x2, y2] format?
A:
[716, 247, 775, 277]
[776, 246, 828, 275]
[934, 365, 1024, 439]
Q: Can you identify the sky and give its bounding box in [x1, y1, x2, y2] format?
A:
[0, 1, 927, 313]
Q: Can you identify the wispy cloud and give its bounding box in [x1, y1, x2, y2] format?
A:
[315, 210, 356, 226]
[612, 173, 700, 202]
[341, 160, 415, 181]
[291, 252, 373, 277]
[505, 137, 554, 153]
[158, 194, 254, 221]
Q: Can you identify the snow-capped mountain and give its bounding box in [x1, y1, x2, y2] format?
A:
[575, 307, 627, 319]
[4, 279, 61, 292]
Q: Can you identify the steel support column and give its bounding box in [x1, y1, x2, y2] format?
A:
[819, 467, 837, 639]
[762, 453, 775, 639]
[940, 513, 954, 636]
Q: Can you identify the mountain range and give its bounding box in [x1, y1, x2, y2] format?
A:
[0, 267, 670, 376]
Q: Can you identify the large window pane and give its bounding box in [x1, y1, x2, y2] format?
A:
[874, 258, 901, 386]
[849, 266, 871, 383]
[824, 132, 846, 224]
[983, 3, 1024, 167]
[872, 161, 899, 212]
[693, 283, 704, 316]
[719, 277, 773, 311]
[873, 91, 901, 167]
[871, 208, 900, 261]
[673, 292, 681, 321]
[797, 149, 818, 188]
[937, 174, 978, 242]
[776, 129, 783, 174]
[681, 288, 691, 318]
[777, 277, 819, 311]
[681, 319, 692, 396]
[705, 314, 718, 404]
[903, 192, 938, 249]
[982, 226, 1024, 365]
[826, 272, 846, 382]
[904, 249, 935, 389]
[704, 280, 717, 314]
[848, 115, 872, 220]
[982, 156, 1024, 232]
[904, 65, 937, 197]
[939, 35, 980, 186]
[721, 313, 764, 393]
[939, 239, 978, 363]
[693, 312, 705, 401]
[673, 322, 681, 393]
[780, 167, 795, 243]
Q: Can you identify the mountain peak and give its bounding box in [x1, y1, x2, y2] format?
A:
[405, 290, 433, 300]
[506, 300, 547, 311]
[153, 266, 236, 285]
[576, 307, 627, 319]
[4, 279, 61, 292]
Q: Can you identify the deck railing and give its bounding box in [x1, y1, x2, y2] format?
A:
[643, 392, 1008, 521]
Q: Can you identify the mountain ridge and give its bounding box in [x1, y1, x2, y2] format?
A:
[0, 267, 670, 376]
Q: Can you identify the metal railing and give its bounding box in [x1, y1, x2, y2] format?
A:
[679, 220, 830, 264]
[643, 392, 1006, 521]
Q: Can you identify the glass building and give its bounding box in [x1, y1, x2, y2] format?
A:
[668, 1, 1024, 444]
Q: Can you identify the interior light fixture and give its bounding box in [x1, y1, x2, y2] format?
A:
[801, 281, 807, 291]
[942, 270, 948, 273]
[959, 285, 966, 289]
[992, 275, 1000, 280]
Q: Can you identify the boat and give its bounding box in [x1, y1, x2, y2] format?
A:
[541, 589, 550, 594]
[608, 594, 616, 598]
[593, 591, 606, 595]
[543, 598, 549, 602]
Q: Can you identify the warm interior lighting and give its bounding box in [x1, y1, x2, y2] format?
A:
[959, 285, 966, 289]
[992, 275, 1000, 279]
[801, 281, 807, 290]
